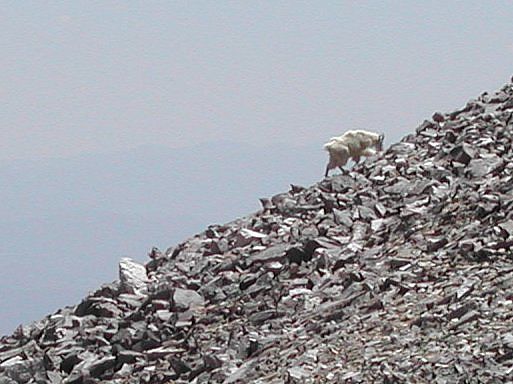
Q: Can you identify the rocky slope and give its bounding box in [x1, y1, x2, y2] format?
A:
[3, 79, 513, 383]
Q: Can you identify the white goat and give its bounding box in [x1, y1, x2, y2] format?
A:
[324, 130, 384, 177]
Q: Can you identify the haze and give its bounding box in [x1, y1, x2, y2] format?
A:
[2, 2, 513, 335]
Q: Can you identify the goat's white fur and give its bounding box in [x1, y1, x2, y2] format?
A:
[324, 130, 383, 177]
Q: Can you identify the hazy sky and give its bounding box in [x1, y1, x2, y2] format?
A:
[2, 2, 513, 335]
[3, 2, 513, 162]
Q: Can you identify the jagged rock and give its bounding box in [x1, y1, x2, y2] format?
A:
[168, 357, 191, 375]
[47, 371, 63, 384]
[432, 111, 445, 123]
[498, 220, 513, 236]
[234, 228, 267, 248]
[209, 238, 229, 254]
[173, 288, 205, 311]
[1, 357, 43, 384]
[247, 243, 288, 266]
[450, 143, 475, 165]
[116, 350, 143, 364]
[75, 297, 122, 318]
[60, 350, 83, 374]
[88, 355, 116, 378]
[0, 377, 17, 384]
[119, 258, 148, 295]
[468, 157, 501, 178]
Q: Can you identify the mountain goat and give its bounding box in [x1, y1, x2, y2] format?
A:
[324, 130, 384, 177]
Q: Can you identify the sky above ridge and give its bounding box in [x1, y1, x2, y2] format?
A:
[2, 1, 513, 335]
[3, 2, 513, 162]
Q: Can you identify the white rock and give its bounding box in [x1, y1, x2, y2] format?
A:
[234, 228, 267, 247]
[119, 257, 148, 295]
[0, 355, 23, 368]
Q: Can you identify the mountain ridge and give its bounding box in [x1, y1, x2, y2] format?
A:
[0, 140, 324, 336]
[3, 79, 513, 382]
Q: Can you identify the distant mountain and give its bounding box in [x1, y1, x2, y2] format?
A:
[0, 140, 324, 335]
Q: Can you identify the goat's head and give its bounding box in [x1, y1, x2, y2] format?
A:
[376, 133, 384, 151]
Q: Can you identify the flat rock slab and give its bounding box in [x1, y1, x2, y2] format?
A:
[247, 243, 288, 266]
[173, 288, 205, 311]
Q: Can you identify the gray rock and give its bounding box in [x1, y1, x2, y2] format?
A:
[247, 243, 288, 265]
[248, 310, 279, 325]
[173, 288, 205, 311]
[450, 143, 475, 165]
[0, 378, 17, 384]
[333, 208, 353, 227]
[498, 220, 513, 236]
[75, 296, 121, 318]
[468, 156, 503, 178]
[116, 350, 144, 365]
[233, 228, 267, 248]
[88, 355, 116, 378]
